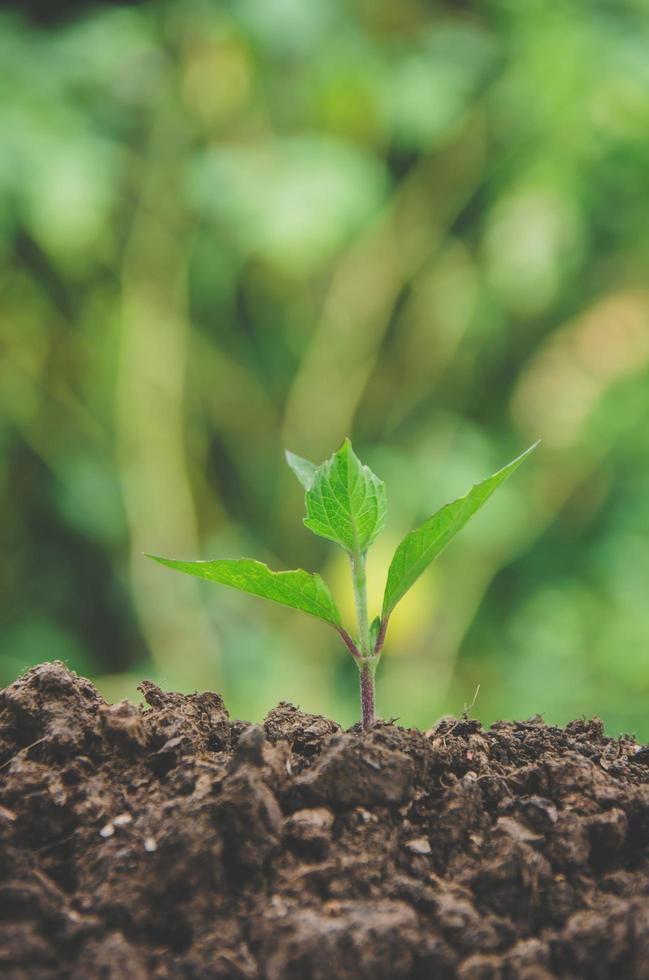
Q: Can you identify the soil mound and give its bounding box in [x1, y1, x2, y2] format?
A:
[2, 662, 649, 978]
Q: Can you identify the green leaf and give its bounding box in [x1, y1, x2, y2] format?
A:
[304, 439, 387, 554]
[369, 615, 381, 650]
[147, 556, 341, 628]
[382, 442, 539, 617]
[285, 450, 317, 490]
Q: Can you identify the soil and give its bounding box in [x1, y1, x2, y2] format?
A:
[2, 664, 649, 978]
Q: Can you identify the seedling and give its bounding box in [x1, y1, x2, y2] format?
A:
[148, 439, 537, 729]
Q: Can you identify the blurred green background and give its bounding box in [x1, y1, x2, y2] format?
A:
[3, 0, 649, 736]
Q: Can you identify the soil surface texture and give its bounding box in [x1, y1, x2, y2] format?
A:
[2, 663, 649, 978]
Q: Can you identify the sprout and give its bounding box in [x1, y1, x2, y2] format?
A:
[149, 439, 537, 729]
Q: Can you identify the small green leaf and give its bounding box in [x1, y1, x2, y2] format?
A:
[304, 439, 387, 555]
[285, 450, 317, 490]
[369, 615, 381, 650]
[382, 443, 539, 617]
[147, 556, 341, 628]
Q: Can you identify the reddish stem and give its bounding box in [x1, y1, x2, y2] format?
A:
[374, 616, 389, 655]
[359, 663, 376, 729]
[337, 627, 362, 662]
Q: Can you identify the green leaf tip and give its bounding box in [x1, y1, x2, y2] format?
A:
[382, 442, 538, 617]
[146, 554, 341, 628]
[285, 450, 318, 490]
[303, 438, 387, 555]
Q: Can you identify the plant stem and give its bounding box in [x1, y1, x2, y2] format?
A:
[337, 626, 362, 662]
[374, 616, 388, 656]
[349, 550, 379, 729]
[350, 550, 371, 656]
[359, 660, 376, 729]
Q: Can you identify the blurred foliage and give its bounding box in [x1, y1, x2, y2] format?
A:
[3, 0, 649, 736]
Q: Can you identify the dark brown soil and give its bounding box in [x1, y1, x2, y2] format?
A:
[2, 664, 649, 978]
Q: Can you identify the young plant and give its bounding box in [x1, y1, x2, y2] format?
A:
[148, 439, 537, 729]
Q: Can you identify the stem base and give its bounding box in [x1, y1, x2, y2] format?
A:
[359, 660, 377, 729]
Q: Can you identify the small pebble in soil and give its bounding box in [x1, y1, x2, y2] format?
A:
[404, 837, 432, 855]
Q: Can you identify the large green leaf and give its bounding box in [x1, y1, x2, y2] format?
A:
[147, 556, 341, 628]
[303, 439, 387, 555]
[382, 443, 538, 617]
[285, 450, 317, 490]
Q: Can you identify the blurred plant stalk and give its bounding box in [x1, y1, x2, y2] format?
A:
[116, 101, 219, 689]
